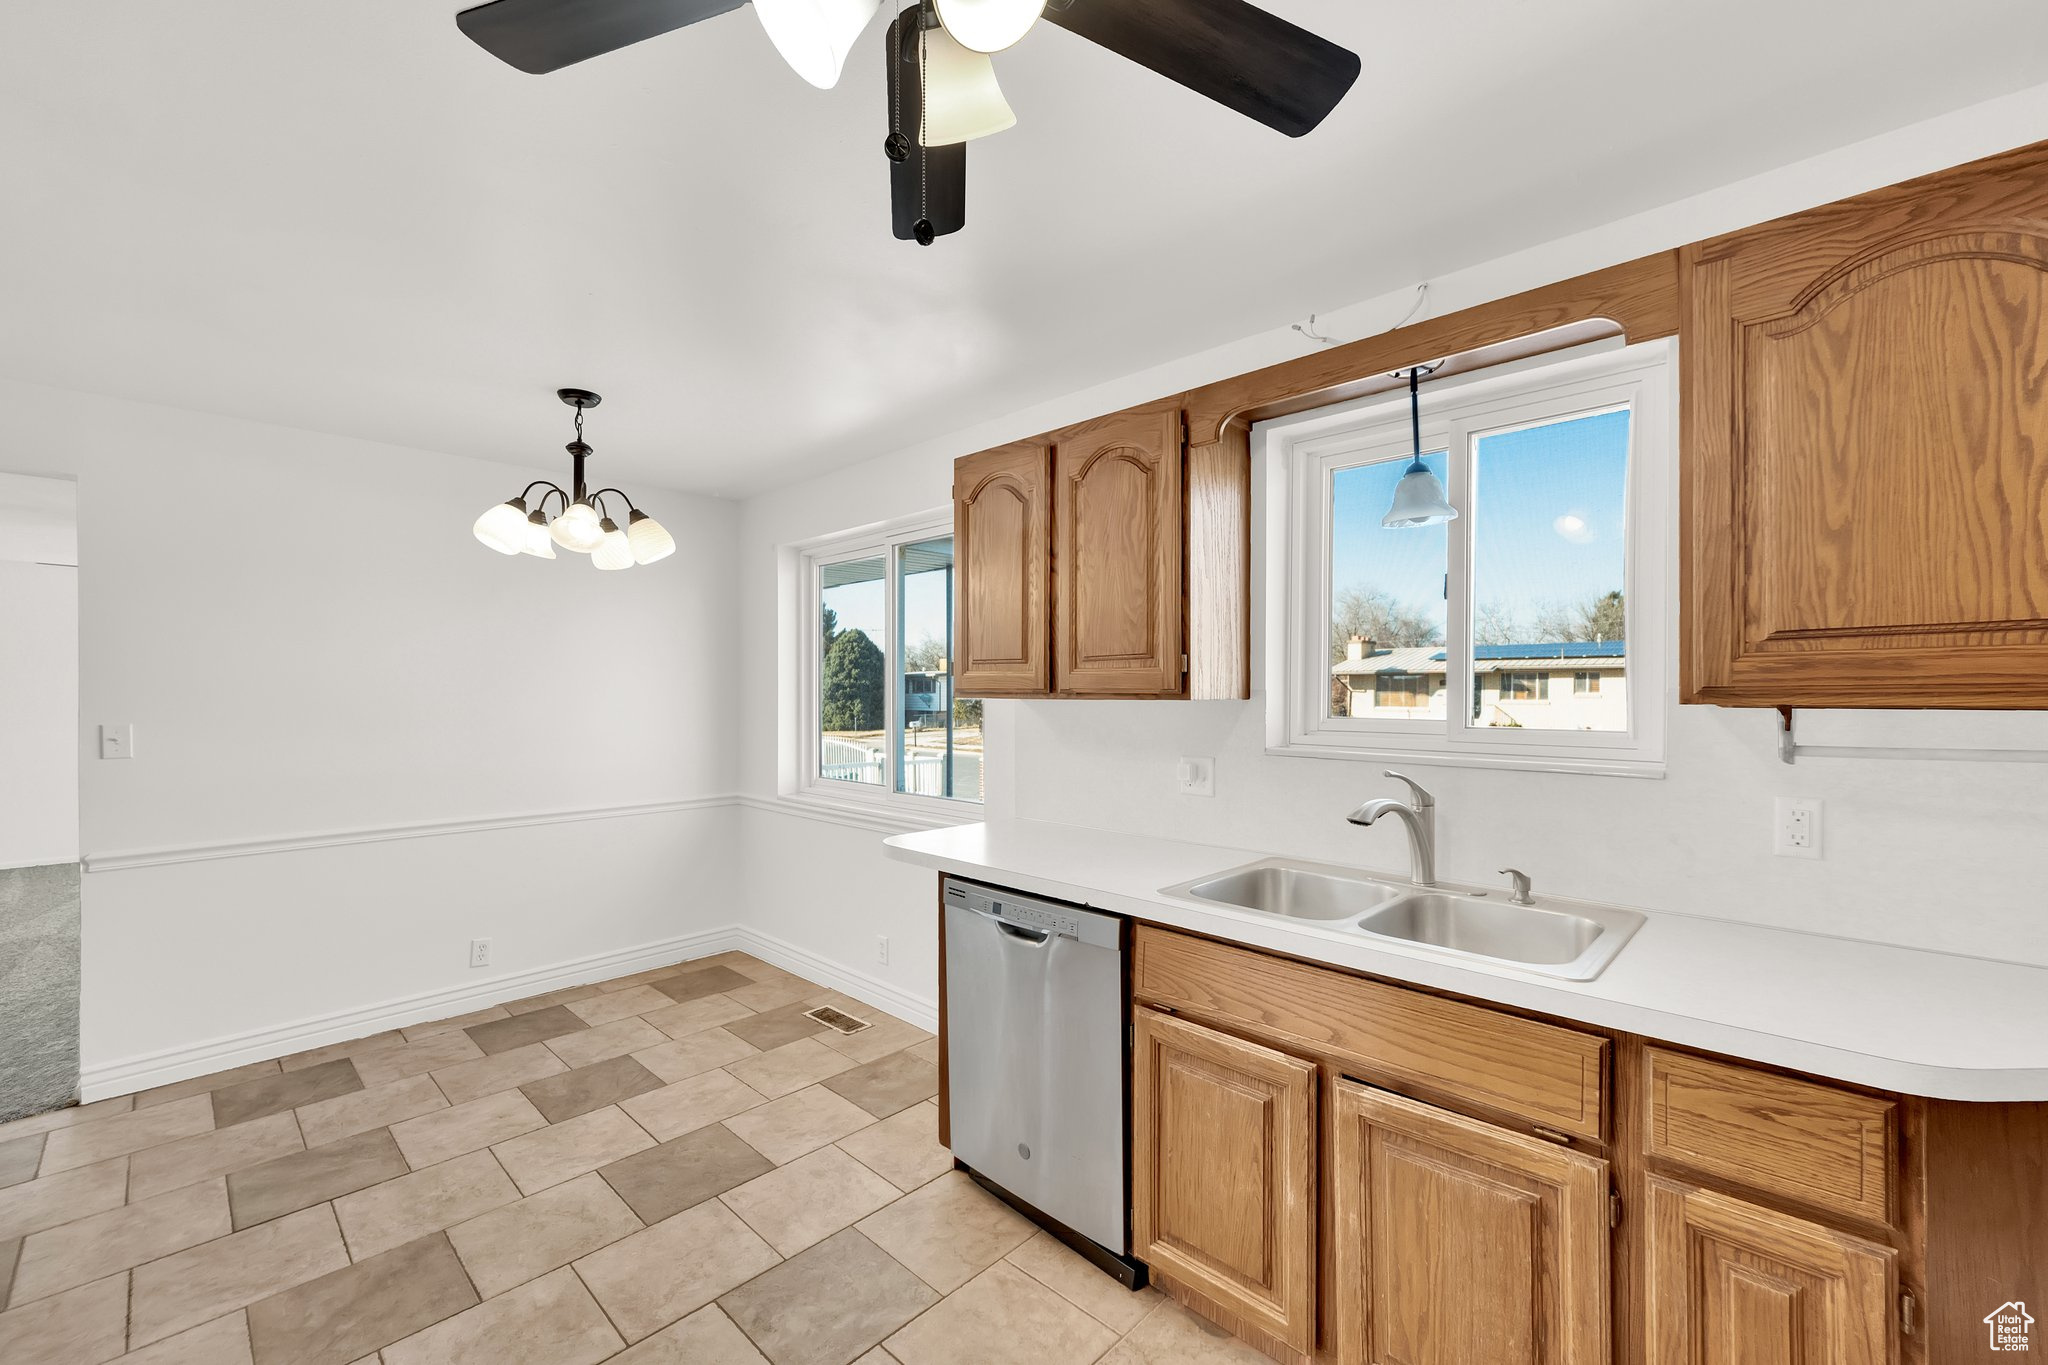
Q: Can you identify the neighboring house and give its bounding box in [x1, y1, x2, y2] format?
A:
[1984, 1301, 2034, 1351]
[1332, 636, 1628, 730]
[903, 668, 950, 727]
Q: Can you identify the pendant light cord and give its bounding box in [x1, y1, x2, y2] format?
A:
[1408, 367, 1423, 470]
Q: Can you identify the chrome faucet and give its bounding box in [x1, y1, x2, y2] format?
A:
[1346, 770, 1438, 887]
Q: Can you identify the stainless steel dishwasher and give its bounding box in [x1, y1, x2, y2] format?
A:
[943, 876, 1140, 1285]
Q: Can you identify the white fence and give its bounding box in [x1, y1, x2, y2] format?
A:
[822, 739, 981, 798]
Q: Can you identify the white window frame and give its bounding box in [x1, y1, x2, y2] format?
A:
[794, 509, 984, 818]
[1261, 338, 1674, 778]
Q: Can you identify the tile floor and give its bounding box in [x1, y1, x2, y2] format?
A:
[0, 951, 1276, 1365]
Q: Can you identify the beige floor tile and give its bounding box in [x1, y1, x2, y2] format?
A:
[347, 1033, 483, 1089]
[723, 980, 813, 1012]
[0, 1095, 134, 1144]
[213, 1060, 364, 1130]
[574, 1198, 779, 1344]
[724, 1086, 876, 1166]
[245, 1231, 478, 1365]
[129, 1112, 303, 1202]
[724, 1002, 830, 1052]
[0, 1272, 128, 1365]
[822, 1052, 937, 1119]
[719, 1227, 937, 1365]
[429, 1042, 565, 1108]
[12, 1178, 230, 1304]
[520, 1055, 663, 1125]
[1006, 1231, 1160, 1333]
[1097, 1300, 1278, 1365]
[542, 1016, 666, 1071]
[643, 995, 755, 1040]
[620, 1069, 766, 1142]
[297, 1075, 446, 1150]
[633, 1027, 758, 1084]
[906, 1038, 938, 1067]
[726, 1038, 857, 1101]
[130, 1205, 349, 1347]
[651, 965, 754, 1004]
[721, 1146, 900, 1257]
[565, 986, 673, 1027]
[109, 1310, 254, 1364]
[462, 1006, 586, 1057]
[388, 1090, 545, 1170]
[446, 1170, 641, 1297]
[597, 1125, 772, 1225]
[0, 1157, 129, 1242]
[852, 1350, 898, 1364]
[709, 952, 787, 982]
[886, 1260, 1116, 1365]
[835, 1102, 951, 1193]
[134, 1060, 282, 1111]
[40, 1094, 214, 1175]
[855, 1170, 1035, 1294]
[400, 1006, 508, 1043]
[815, 1015, 935, 1067]
[0, 1133, 45, 1189]
[607, 1305, 768, 1365]
[380, 1265, 621, 1365]
[227, 1129, 409, 1230]
[597, 964, 692, 993]
[279, 1032, 403, 1073]
[1, 1234, 20, 1299]
[333, 1149, 519, 1261]
[491, 1105, 654, 1195]
[503, 984, 603, 1016]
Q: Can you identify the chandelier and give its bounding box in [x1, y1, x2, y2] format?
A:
[471, 388, 675, 569]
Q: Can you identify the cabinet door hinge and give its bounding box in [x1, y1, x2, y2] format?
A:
[1609, 1192, 1623, 1229]
[1180, 652, 1189, 676]
[1901, 1291, 1917, 1337]
[1531, 1125, 1573, 1146]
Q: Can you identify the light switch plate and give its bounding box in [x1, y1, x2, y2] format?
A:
[1177, 757, 1215, 797]
[100, 724, 134, 760]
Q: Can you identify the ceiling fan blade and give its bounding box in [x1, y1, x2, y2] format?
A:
[456, 0, 744, 74]
[885, 14, 966, 243]
[1041, 0, 1359, 137]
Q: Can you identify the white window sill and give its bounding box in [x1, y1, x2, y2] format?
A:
[747, 792, 981, 834]
[1264, 742, 1666, 780]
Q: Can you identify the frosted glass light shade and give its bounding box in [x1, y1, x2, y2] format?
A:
[934, 0, 1045, 53]
[1381, 458, 1459, 528]
[754, 0, 882, 88]
[592, 518, 635, 570]
[473, 498, 528, 554]
[550, 500, 606, 552]
[920, 26, 1016, 145]
[627, 510, 676, 565]
[522, 510, 557, 559]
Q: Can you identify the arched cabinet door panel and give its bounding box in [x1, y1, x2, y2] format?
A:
[954, 441, 1052, 696]
[1054, 404, 1186, 696]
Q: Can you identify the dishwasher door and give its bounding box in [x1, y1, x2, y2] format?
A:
[944, 879, 1127, 1256]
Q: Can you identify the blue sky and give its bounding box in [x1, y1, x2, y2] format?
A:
[820, 540, 953, 661]
[1331, 408, 1629, 639]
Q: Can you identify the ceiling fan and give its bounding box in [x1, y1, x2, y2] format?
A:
[455, 0, 1360, 245]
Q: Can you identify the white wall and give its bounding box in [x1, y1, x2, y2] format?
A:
[0, 378, 745, 1096]
[0, 560, 79, 869]
[736, 83, 2048, 1012]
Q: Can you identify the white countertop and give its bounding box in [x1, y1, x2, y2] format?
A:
[883, 818, 2048, 1102]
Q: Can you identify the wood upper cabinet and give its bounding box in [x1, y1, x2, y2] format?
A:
[1132, 1006, 1317, 1354]
[1683, 139, 2048, 707]
[952, 440, 1052, 695]
[1647, 1179, 1895, 1365]
[1054, 403, 1187, 695]
[1332, 1081, 1611, 1365]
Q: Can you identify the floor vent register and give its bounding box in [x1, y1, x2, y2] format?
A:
[803, 1005, 872, 1035]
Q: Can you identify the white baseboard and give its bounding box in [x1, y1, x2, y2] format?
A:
[79, 924, 938, 1101]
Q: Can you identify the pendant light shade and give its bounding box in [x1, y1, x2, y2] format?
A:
[550, 500, 606, 552]
[592, 517, 636, 570]
[473, 498, 529, 554]
[1381, 366, 1459, 529]
[754, 0, 882, 88]
[521, 509, 557, 558]
[920, 25, 1016, 145]
[627, 509, 676, 565]
[933, 0, 1045, 53]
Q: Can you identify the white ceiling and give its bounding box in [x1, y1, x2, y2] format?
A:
[5, 1, 2048, 498]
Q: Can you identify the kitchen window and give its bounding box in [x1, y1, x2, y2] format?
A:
[1263, 339, 1672, 776]
[798, 513, 983, 814]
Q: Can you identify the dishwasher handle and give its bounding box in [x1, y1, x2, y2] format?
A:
[957, 902, 1053, 944]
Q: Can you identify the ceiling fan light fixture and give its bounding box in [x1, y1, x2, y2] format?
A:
[754, 0, 884, 89]
[933, 0, 1046, 53]
[627, 509, 677, 565]
[473, 498, 529, 554]
[919, 25, 1016, 145]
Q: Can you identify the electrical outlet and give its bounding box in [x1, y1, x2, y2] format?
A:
[469, 938, 492, 969]
[1774, 798, 1822, 859]
[1176, 757, 1215, 797]
[876, 935, 890, 967]
[99, 724, 134, 760]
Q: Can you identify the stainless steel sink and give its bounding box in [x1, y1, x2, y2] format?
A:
[1356, 893, 1603, 964]
[1171, 860, 1407, 921]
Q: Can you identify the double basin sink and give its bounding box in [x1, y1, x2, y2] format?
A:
[1161, 858, 1644, 981]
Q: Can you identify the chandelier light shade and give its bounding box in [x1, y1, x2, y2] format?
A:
[919, 25, 1016, 145]
[471, 389, 674, 571]
[754, 0, 882, 88]
[1381, 365, 1459, 529]
[933, 0, 1045, 53]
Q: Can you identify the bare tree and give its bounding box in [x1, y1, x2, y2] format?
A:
[1471, 600, 1522, 645]
[901, 636, 947, 672]
[1530, 590, 1626, 643]
[1330, 586, 1440, 660]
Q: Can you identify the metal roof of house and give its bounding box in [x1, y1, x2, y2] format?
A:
[1333, 640, 1626, 677]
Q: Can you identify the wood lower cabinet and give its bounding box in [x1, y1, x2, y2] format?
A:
[1332, 1081, 1612, 1365]
[1131, 1006, 1318, 1354]
[953, 440, 1052, 695]
[1646, 1179, 1895, 1365]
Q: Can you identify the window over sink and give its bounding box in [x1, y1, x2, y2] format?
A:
[1263, 339, 1673, 776]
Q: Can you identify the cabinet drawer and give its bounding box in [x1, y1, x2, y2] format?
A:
[1134, 926, 1606, 1140]
[1644, 1048, 1894, 1225]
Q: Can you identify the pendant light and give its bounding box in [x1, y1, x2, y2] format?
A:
[919, 22, 1016, 145]
[471, 389, 675, 571]
[933, 0, 1045, 53]
[754, 0, 883, 88]
[1381, 365, 1459, 529]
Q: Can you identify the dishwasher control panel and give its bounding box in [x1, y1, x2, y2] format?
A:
[945, 878, 1122, 950]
